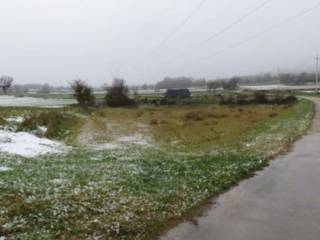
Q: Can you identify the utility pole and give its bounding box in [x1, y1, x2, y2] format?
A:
[316, 54, 319, 94]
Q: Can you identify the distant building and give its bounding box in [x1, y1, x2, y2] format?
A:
[164, 89, 191, 98]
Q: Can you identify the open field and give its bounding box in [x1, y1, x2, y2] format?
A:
[0, 99, 314, 239]
[0, 96, 76, 108]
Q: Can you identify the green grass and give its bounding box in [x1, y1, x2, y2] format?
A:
[242, 100, 314, 157]
[294, 91, 320, 97]
[0, 100, 315, 239]
[0, 150, 267, 240]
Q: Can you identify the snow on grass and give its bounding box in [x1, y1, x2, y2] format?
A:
[50, 178, 70, 185]
[37, 126, 48, 134]
[92, 133, 153, 151]
[0, 95, 76, 107]
[0, 166, 13, 172]
[4, 116, 24, 123]
[94, 142, 120, 151]
[117, 133, 151, 146]
[0, 129, 70, 158]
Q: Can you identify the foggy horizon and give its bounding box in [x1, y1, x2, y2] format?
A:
[1, 0, 320, 87]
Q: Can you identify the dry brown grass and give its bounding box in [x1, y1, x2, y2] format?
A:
[84, 105, 290, 151]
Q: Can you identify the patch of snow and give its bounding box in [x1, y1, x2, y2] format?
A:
[240, 84, 320, 91]
[4, 116, 24, 123]
[117, 133, 150, 146]
[50, 178, 69, 185]
[106, 122, 121, 130]
[300, 90, 316, 93]
[136, 123, 149, 129]
[94, 143, 120, 151]
[0, 166, 13, 172]
[90, 154, 103, 161]
[0, 130, 70, 158]
[38, 126, 48, 134]
[90, 133, 153, 151]
[171, 140, 180, 145]
[0, 236, 6, 240]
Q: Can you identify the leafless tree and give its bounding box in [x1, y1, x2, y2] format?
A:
[0, 76, 13, 94]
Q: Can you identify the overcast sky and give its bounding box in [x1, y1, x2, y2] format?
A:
[0, 0, 320, 86]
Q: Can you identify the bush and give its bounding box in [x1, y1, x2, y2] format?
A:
[0, 117, 6, 125]
[222, 77, 239, 90]
[19, 112, 77, 138]
[253, 91, 268, 104]
[219, 92, 297, 105]
[105, 79, 134, 107]
[71, 80, 95, 108]
[270, 95, 297, 105]
[185, 111, 205, 121]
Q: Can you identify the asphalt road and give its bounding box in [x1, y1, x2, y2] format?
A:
[161, 98, 320, 240]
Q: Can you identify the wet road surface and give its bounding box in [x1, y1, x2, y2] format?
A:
[161, 98, 320, 240]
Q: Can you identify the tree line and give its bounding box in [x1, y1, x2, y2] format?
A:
[1, 71, 317, 97]
[154, 72, 318, 90]
[155, 77, 207, 90]
[279, 72, 317, 85]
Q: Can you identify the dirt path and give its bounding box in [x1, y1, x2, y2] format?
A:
[161, 98, 320, 240]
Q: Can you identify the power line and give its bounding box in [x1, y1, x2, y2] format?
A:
[193, 2, 320, 62]
[179, 0, 272, 57]
[149, 0, 207, 55]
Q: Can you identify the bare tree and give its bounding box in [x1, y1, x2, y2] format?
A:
[0, 76, 13, 94]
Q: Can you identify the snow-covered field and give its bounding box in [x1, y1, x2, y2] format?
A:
[240, 84, 319, 91]
[0, 95, 76, 107]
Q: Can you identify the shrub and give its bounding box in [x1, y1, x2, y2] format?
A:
[253, 91, 268, 104]
[0, 117, 6, 125]
[222, 77, 239, 90]
[219, 92, 297, 105]
[185, 111, 205, 121]
[269, 113, 278, 118]
[71, 80, 95, 108]
[19, 112, 77, 138]
[159, 98, 176, 105]
[150, 119, 159, 125]
[105, 79, 134, 107]
[270, 95, 297, 105]
[207, 81, 221, 91]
